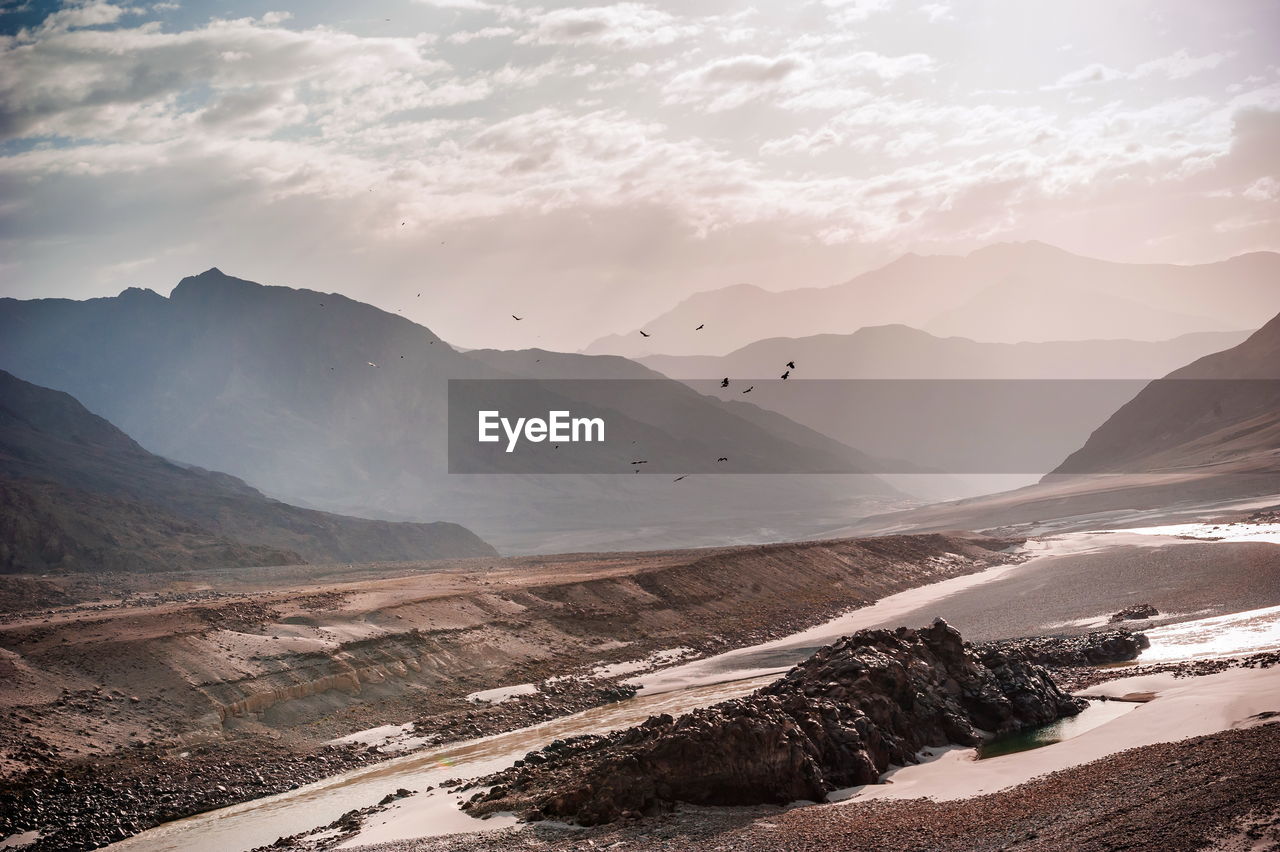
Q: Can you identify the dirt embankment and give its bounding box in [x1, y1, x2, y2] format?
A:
[1, 533, 1019, 770]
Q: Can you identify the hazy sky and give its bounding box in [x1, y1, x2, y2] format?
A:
[2, 0, 1278, 350]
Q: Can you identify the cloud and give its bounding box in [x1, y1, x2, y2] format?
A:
[1135, 49, 1233, 81]
[666, 50, 933, 112]
[516, 3, 697, 49]
[446, 26, 515, 44]
[0, 14, 464, 141]
[1050, 50, 1235, 90]
[31, 0, 133, 34]
[1048, 63, 1125, 90]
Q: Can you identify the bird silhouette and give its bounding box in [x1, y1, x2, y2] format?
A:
[786, 361, 795, 369]
[673, 475, 687, 482]
[367, 361, 379, 368]
[781, 370, 790, 380]
[742, 385, 754, 393]
[716, 457, 728, 462]
[639, 330, 650, 338]
[720, 377, 729, 388]
[631, 460, 648, 465]
[695, 324, 704, 330]
[512, 315, 523, 321]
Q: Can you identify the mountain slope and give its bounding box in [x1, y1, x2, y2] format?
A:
[1054, 311, 1280, 475]
[0, 271, 899, 553]
[584, 243, 1279, 357]
[828, 315, 1280, 537]
[0, 370, 497, 571]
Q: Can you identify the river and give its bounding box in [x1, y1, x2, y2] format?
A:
[104, 528, 1280, 851]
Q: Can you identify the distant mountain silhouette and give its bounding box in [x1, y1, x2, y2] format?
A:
[0, 370, 496, 572]
[1054, 310, 1280, 475]
[0, 271, 898, 553]
[634, 325, 1252, 479]
[640, 324, 1251, 379]
[584, 243, 1279, 357]
[831, 318, 1280, 536]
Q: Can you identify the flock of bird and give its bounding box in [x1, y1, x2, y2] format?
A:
[596, 320, 797, 481]
[328, 301, 799, 484]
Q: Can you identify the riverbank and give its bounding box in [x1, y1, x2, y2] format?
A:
[378, 720, 1279, 852]
[0, 533, 1019, 851]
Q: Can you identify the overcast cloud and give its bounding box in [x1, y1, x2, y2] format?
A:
[1, 0, 1277, 350]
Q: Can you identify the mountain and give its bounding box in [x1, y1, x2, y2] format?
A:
[583, 243, 1279, 357]
[0, 370, 497, 572]
[638, 325, 1251, 380]
[1054, 312, 1280, 475]
[633, 325, 1251, 480]
[830, 314, 1280, 537]
[0, 270, 900, 554]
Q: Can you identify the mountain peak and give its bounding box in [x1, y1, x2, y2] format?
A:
[967, 240, 1076, 261]
[170, 267, 265, 302]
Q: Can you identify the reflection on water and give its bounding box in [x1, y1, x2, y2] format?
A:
[1140, 604, 1280, 663]
[107, 675, 776, 852]
[976, 700, 1137, 760]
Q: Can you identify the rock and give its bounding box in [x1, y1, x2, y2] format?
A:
[466, 620, 1084, 825]
[1109, 604, 1160, 622]
[982, 629, 1150, 666]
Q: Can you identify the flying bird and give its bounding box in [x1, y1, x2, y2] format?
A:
[717, 457, 728, 462]
[367, 361, 379, 368]
[512, 315, 523, 321]
[742, 385, 754, 393]
[631, 460, 648, 465]
[781, 370, 790, 380]
[695, 324, 704, 330]
[639, 330, 650, 338]
[673, 475, 687, 482]
[720, 377, 729, 388]
[786, 361, 795, 369]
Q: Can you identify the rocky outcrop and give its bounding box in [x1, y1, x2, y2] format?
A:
[1110, 604, 1160, 622]
[462, 620, 1084, 825]
[982, 629, 1150, 667]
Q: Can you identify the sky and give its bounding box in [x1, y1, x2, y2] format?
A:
[1, 0, 1278, 351]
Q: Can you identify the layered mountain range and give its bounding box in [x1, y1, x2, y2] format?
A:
[0, 270, 899, 554]
[585, 242, 1277, 357]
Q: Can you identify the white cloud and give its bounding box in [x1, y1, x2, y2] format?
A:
[1051, 50, 1235, 90]
[666, 50, 932, 112]
[516, 3, 698, 49]
[1135, 49, 1233, 81]
[446, 26, 515, 44]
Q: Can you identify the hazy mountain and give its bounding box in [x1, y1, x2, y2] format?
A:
[631, 325, 1251, 482]
[0, 271, 901, 554]
[0, 370, 496, 572]
[584, 243, 1279, 357]
[1054, 311, 1280, 475]
[639, 325, 1251, 380]
[827, 316, 1280, 537]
